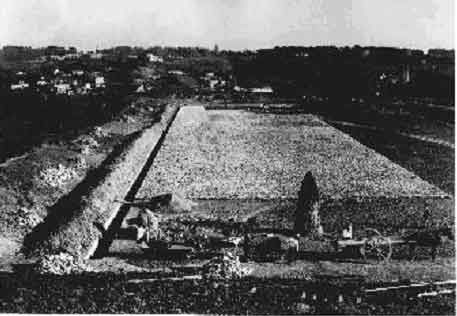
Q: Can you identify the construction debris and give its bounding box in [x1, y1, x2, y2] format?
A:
[203, 251, 252, 279]
[39, 163, 80, 188]
[247, 233, 299, 261]
[15, 207, 43, 229]
[33, 252, 92, 275]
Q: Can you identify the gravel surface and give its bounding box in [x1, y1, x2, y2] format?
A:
[138, 108, 446, 201]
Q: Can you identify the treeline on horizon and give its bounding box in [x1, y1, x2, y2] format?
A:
[1, 44, 454, 100]
[0, 44, 454, 121]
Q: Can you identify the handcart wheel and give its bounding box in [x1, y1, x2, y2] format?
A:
[360, 228, 392, 262]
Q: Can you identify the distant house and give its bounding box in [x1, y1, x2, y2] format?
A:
[233, 86, 249, 92]
[10, 81, 29, 90]
[208, 79, 226, 90]
[64, 53, 79, 60]
[36, 77, 48, 86]
[50, 55, 65, 61]
[90, 53, 103, 59]
[146, 53, 163, 63]
[136, 84, 145, 93]
[72, 70, 84, 76]
[55, 83, 71, 94]
[168, 70, 185, 76]
[250, 86, 274, 94]
[95, 76, 105, 88]
[209, 79, 219, 90]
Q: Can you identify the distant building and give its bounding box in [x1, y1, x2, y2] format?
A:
[95, 76, 105, 88]
[136, 84, 145, 93]
[72, 70, 84, 76]
[90, 52, 103, 59]
[64, 53, 79, 60]
[49, 55, 65, 61]
[168, 70, 185, 76]
[207, 79, 226, 90]
[55, 83, 71, 94]
[209, 79, 219, 90]
[10, 81, 29, 90]
[250, 86, 274, 94]
[146, 53, 163, 63]
[233, 86, 244, 92]
[36, 77, 48, 86]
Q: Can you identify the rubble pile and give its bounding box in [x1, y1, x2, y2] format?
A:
[39, 163, 80, 188]
[15, 207, 43, 229]
[93, 126, 109, 138]
[203, 251, 252, 279]
[34, 252, 92, 275]
[74, 135, 100, 154]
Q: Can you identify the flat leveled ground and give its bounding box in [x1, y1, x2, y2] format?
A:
[138, 106, 446, 201]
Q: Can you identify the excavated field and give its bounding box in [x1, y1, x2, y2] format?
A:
[136, 106, 453, 234]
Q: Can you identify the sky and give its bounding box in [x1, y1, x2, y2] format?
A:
[0, 0, 454, 51]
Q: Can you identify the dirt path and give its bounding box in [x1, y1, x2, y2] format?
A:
[327, 120, 454, 149]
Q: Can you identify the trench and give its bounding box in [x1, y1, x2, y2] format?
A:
[91, 107, 179, 258]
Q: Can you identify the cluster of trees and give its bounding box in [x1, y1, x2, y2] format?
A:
[225, 46, 454, 101]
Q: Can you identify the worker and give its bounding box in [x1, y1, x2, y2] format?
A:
[135, 208, 160, 245]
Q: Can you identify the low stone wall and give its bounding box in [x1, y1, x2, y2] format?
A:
[24, 104, 179, 259]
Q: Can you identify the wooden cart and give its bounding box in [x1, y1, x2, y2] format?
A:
[333, 227, 451, 261]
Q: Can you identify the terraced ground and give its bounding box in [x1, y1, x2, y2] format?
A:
[136, 106, 453, 234]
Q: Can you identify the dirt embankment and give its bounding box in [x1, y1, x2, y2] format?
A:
[0, 97, 180, 265]
[22, 103, 179, 259]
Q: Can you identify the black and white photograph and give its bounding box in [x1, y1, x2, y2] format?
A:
[0, 0, 455, 314]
